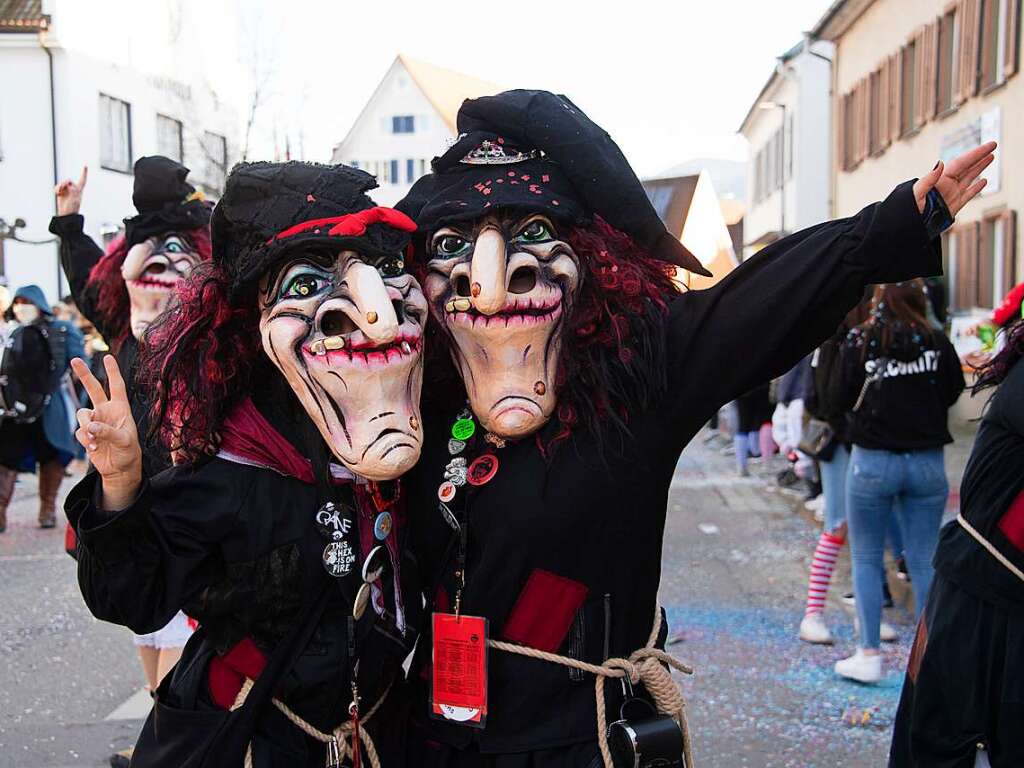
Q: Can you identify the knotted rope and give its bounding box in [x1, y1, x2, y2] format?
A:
[488, 605, 695, 768]
[231, 680, 391, 768]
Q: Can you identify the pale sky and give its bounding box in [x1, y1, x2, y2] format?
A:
[59, 0, 836, 178]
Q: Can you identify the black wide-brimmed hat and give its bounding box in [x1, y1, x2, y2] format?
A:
[397, 89, 709, 276]
[211, 161, 417, 295]
[123, 156, 212, 248]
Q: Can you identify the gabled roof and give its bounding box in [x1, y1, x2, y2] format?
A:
[641, 174, 700, 240]
[398, 54, 501, 131]
[810, 0, 876, 41]
[0, 0, 48, 31]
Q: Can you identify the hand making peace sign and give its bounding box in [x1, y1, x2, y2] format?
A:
[70, 355, 142, 511]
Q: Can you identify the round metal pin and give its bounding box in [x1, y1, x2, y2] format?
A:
[362, 545, 387, 583]
[448, 439, 466, 455]
[438, 481, 457, 503]
[373, 511, 393, 541]
[353, 582, 372, 620]
[451, 418, 475, 441]
[467, 453, 499, 486]
[322, 540, 355, 578]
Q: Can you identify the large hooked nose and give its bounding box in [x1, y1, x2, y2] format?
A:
[346, 261, 400, 344]
[470, 228, 508, 316]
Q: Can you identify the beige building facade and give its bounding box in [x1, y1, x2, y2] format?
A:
[815, 0, 1020, 318]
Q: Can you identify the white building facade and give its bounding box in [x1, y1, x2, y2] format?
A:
[0, 0, 239, 303]
[331, 55, 499, 207]
[739, 37, 835, 259]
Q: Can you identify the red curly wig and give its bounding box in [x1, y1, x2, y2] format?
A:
[87, 226, 212, 351]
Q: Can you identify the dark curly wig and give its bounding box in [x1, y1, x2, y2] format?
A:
[417, 216, 680, 455]
[137, 261, 261, 461]
[87, 225, 213, 352]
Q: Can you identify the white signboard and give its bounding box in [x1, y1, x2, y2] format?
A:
[940, 106, 1001, 195]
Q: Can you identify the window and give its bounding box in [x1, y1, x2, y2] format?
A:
[406, 158, 415, 183]
[203, 131, 228, 192]
[389, 159, 399, 184]
[391, 115, 415, 134]
[951, 211, 1017, 310]
[900, 40, 918, 135]
[156, 115, 184, 162]
[419, 158, 427, 176]
[785, 112, 794, 180]
[99, 94, 132, 172]
[381, 160, 389, 183]
[937, 9, 959, 112]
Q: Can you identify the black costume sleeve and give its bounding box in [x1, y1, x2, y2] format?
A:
[65, 464, 245, 633]
[47, 214, 110, 337]
[663, 181, 938, 439]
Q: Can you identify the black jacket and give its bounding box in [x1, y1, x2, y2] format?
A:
[66, 456, 421, 766]
[838, 324, 965, 451]
[407, 181, 942, 753]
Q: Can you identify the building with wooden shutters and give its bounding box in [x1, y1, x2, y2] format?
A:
[814, 0, 1020, 320]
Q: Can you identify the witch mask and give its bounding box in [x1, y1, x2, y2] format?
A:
[122, 232, 202, 339]
[259, 248, 426, 481]
[426, 213, 579, 439]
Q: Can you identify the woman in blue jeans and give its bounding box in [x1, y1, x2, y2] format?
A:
[834, 280, 965, 683]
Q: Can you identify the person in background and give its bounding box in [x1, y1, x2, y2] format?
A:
[889, 314, 1024, 767]
[0, 285, 85, 531]
[799, 300, 869, 644]
[834, 280, 965, 683]
[773, 355, 819, 499]
[733, 383, 775, 476]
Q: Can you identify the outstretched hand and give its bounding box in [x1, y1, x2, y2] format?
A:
[913, 142, 996, 215]
[71, 355, 142, 510]
[55, 166, 88, 217]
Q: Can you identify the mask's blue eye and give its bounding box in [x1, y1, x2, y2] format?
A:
[434, 234, 470, 257]
[163, 238, 185, 254]
[281, 272, 329, 300]
[516, 219, 552, 243]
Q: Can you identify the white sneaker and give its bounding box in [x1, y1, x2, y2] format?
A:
[804, 495, 825, 513]
[880, 621, 898, 643]
[799, 613, 834, 644]
[835, 649, 882, 683]
[854, 616, 899, 643]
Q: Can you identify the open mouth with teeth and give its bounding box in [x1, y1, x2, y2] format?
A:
[303, 333, 422, 365]
[446, 296, 563, 328]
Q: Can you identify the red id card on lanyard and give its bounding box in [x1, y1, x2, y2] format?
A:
[431, 612, 488, 727]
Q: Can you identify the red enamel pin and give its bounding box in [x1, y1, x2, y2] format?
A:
[467, 454, 499, 486]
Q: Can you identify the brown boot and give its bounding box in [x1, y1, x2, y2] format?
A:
[37, 461, 64, 529]
[0, 467, 15, 533]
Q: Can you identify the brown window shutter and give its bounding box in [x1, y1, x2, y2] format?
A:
[890, 54, 901, 142]
[879, 59, 890, 145]
[838, 93, 847, 171]
[978, 219, 994, 307]
[926, 22, 939, 119]
[1006, 0, 1020, 77]
[963, 0, 982, 98]
[914, 30, 927, 127]
[859, 79, 870, 161]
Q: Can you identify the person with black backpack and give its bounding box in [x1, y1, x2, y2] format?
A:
[0, 284, 85, 531]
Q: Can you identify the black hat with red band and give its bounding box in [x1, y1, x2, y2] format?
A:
[211, 161, 417, 296]
[397, 89, 710, 276]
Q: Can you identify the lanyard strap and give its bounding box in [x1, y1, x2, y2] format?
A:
[957, 513, 1024, 584]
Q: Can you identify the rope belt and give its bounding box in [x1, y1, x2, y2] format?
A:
[488, 605, 695, 768]
[231, 680, 392, 768]
[957, 513, 1024, 584]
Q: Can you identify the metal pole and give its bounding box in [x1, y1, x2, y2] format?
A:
[42, 35, 64, 300]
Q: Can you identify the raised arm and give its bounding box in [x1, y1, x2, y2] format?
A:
[663, 143, 995, 437]
[48, 167, 108, 329]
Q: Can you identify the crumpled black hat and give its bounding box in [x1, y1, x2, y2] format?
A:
[212, 161, 416, 296]
[123, 156, 211, 248]
[397, 89, 709, 276]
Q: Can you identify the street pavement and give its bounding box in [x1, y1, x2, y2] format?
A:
[0, 423, 975, 768]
